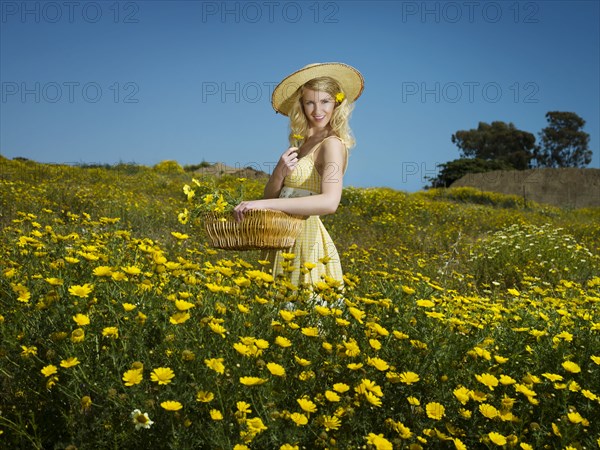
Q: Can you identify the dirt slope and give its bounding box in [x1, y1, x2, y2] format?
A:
[193, 162, 269, 180]
[451, 168, 600, 208]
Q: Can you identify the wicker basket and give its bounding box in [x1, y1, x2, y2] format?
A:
[202, 209, 306, 250]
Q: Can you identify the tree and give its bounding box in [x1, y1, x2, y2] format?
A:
[451, 121, 537, 170]
[427, 158, 513, 188]
[534, 112, 592, 168]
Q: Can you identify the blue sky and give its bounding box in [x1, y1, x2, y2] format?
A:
[1, 0, 599, 192]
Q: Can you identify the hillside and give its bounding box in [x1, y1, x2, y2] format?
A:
[192, 162, 269, 180]
[451, 167, 600, 208]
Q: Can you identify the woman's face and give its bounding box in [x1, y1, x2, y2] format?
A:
[302, 88, 335, 130]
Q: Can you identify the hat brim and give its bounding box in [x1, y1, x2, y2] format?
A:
[271, 62, 364, 116]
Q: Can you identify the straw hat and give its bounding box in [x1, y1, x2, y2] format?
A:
[271, 62, 364, 116]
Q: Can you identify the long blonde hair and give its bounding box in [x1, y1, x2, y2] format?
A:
[287, 76, 356, 149]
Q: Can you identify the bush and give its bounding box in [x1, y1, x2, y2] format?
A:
[153, 160, 184, 174]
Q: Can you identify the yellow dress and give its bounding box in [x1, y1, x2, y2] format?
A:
[263, 136, 348, 287]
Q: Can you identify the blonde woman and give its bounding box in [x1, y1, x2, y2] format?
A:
[234, 62, 364, 287]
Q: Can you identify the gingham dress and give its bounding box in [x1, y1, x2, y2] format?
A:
[263, 136, 348, 287]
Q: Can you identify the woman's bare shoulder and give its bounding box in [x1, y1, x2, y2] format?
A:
[320, 135, 346, 155]
[317, 135, 348, 175]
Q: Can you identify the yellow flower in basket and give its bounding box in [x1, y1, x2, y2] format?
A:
[183, 184, 195, 201]
[213, 194, 229, 213]
[178, 177, 304, 250]
[180, 178, 241, 218]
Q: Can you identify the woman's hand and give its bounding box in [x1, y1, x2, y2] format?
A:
[264, 146, 300, 199]
[233, 199, 264, 222]
[277, 147, 299, 178]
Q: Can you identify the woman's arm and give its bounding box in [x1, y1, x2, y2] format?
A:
[234, 138, 346, 221]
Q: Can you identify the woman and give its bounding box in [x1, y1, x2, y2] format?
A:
[234, 62, 364, 287]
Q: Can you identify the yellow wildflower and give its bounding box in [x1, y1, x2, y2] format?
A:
[209, 321, 227, 338]
[325, 390, 340, 402]
[68, 283, 93, 298]
[72, 313, 90, 326]
[453, 386, 471, 405]
[175, 299, 195, 311]
[267, 362, 286, 377]
[542, 373, 563, 382]
[102, 327, 119, 339]
[425, 402, 445, 420]
[71, 328, 85, 343]
[475, 373, 499, 390]
[399, 371, 420, 384]
[41, 365, 58, 377]
[347, 363, 363, 370]
[407, 396, 420, 406]
[122, 369, 143, 386]
[322, 415, 341, 431]
[239, 376, 267, 386]
[367, 357, 389, 371]
[20, 346, 38, 357]
[275, 336, 292, 347]
[488, 432, 507, 446]
[60, 357, 80, 368]
[169, 312, 191, 324]
[161, 401, 182, 411]
[401, 285, 416, 295]
[293, 355, 310, 367]
[567, 411, 584, 424]
[333, 383, 350, 393]
[301, 327, 319, 337]
[209, 409, 223, 420]
[93, 266, 113, 276]
[499, 374, 516, 385]
[196, 391, 214, 402]
[479, 403, 499, 419]
[348, 307, 365, 323]
[205, 358, 225, 375]
[562, 361, 581, 373]
[369, 339, 382, 350]
[150, 367, 175, 385]
[246, 416, 268, 434]
[365, 433, 393, 450]
[290, 413, 308, 426]
[297, 397, 317, 414]
[121, 265, 141, 275]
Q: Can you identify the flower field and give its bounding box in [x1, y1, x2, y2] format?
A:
[1, 156, 599, 449]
